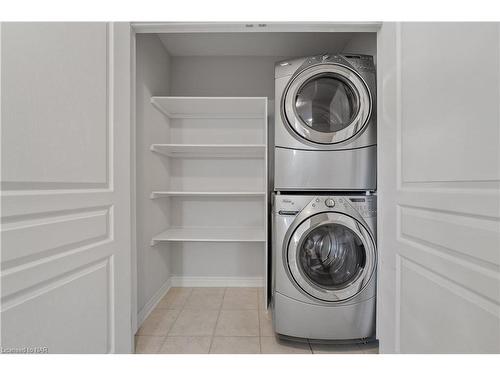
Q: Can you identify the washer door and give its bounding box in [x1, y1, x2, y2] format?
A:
[287, 212, 376, 302]
[283, 63, 372, 145]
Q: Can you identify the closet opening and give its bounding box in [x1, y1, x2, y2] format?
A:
[132, 28, 377, 332]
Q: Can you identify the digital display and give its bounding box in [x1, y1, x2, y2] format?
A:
[349, 198, 365, 202]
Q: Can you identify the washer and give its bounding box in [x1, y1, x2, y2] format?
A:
[274, 54, 377, 191]
[272, 193, 377, 340]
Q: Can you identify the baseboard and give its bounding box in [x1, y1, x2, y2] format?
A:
[170, 275, 264, 287]
[136, 277, 172, 331]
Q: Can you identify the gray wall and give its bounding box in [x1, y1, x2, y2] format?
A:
[342, 33, 377, 64]
[136, 34, 172, 317]
[170, 56, 285, 99]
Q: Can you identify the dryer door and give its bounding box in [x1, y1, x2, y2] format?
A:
[287, 212, 376, 302]
[283, 63, 372, 145]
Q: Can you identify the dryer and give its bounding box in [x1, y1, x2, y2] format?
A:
[272, 193, 377, 340]
[274, 54, 377, 191]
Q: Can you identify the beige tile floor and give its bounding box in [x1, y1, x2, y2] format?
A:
[135, 287, 379, 354]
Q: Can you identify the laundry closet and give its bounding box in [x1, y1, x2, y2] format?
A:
[133, 27, 377, 326]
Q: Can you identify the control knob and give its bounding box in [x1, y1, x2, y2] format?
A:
[325, 198, 335, 208]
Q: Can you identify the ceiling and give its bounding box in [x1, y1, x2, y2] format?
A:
[158, 32, 373, 57]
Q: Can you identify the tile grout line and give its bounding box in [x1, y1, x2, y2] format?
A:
[155, 287, 194, 354]
[308, 339, 313, 354]
[257, 291, 262, 354]
[208, 287, 226, 354]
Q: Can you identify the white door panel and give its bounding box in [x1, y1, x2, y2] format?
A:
[1, 23, 132, 353]
[399, 23, 499, 184]
[377, 22, 500, 353]
[1, 23, 108, 188]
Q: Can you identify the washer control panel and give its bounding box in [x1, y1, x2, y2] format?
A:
[274, 195, 313, 215]
[346, 196, 377, 218]
[274, 194, 376, 218]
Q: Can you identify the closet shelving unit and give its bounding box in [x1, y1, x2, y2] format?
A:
[150, 143, 265, 158]
[151, 227, 265, 244]
[149, 96, 268, 246]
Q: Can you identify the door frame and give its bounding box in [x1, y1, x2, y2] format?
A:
[127, 21, 383, 334]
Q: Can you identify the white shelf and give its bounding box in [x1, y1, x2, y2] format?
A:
[151, 227, 265, 245]
[150, 144, 265, 158]
[151, 97, 266, 119]
[150, 191, 265, 199]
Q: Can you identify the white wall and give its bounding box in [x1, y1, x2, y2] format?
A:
[135, 34, 172, 320]
[170, 56, 284, 99]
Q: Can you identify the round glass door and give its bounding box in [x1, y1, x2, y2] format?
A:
[298, 223, 365, 290]
[287, 212, 376, 302]
[283, 63, 372, 145]
[295, 74, 359, 134]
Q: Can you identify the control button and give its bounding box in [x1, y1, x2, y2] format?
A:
[325, 198, 335, 208]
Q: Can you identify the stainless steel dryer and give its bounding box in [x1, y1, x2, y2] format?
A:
[274, 54, 376, 191]
[272, 193, 377, 340]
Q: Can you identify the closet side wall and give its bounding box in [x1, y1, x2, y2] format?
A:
[136, 35, 172, 319]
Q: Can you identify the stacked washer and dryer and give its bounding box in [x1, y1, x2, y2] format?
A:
[272, 54, 377, 341]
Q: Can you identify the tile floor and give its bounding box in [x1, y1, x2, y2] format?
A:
[135, 287, 379, 354]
